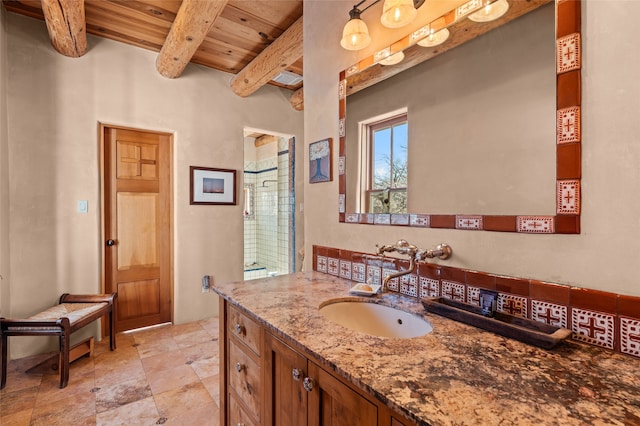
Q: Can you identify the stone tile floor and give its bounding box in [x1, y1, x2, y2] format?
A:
[0, 317, 221, 425]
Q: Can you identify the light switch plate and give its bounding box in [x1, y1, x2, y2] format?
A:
[77, 200, 88, 213]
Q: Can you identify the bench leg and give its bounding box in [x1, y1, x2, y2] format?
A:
[109, 310, 116, 351]
[1, 333, 7, 390]
[58, 333, 70, 389]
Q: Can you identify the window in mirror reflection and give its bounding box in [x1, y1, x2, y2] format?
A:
[363, 112, 408, 214]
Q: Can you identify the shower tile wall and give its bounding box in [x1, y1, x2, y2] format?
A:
[243, 136, 291, 280]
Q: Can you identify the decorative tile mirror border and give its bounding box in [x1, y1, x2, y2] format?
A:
[313, 245, 640, 359]
[338, 0, 582, 234]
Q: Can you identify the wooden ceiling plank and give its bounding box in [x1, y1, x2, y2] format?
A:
[230, 15, 302, 97]
[84, 13, 168, 48]
[156, 0, 229, 78]
[101, 0, 179, 25]
[227, 0, 301, 30]
[86, 23, 164, 52]
[40, 0, 87, 57]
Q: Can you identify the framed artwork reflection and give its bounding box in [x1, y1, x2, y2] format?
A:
[309, 138, 332, 183]
[190, 166, 237, 205]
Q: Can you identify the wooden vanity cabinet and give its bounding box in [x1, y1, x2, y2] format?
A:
[220, 299, 416, 426]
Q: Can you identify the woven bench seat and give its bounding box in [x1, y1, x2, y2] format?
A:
[1, 293, 117, 389]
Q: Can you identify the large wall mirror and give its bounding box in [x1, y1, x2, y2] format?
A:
[338, 0, 582, 234]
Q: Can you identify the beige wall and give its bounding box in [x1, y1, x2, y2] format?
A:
[0, 5, 9, 316]
[303, 1, 640, 297]
[5, 13, 303, 358]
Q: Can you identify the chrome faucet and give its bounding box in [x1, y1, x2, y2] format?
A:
[375, 240, 452, 293]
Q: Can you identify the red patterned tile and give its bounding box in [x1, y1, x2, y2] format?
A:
[498, 293, 528, 319]
[571, 308, 615, 350]
[419, 276, 439, 298]
[557, 106, 581, 144]
[557, 180, 580, 214]
[456, 215, 482, 230]
[531, 300, 568, 328]
[620, 317, 640, 358]
[557, 33, 581, 74]
[339, 260, 352, 280]
[517, 216, 555, 233]
[410, 214, 430, 227]
[441, 281, 465, 303]
[467, 286, 481, 307]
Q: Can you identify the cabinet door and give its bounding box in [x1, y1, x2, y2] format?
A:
[307, 362, 378, 426]
[264, 333, 308, 426]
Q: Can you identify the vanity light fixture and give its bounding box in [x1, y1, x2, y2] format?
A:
[378, 51, 405, 66]
[340, 4, 373, 51]
[380, 0, 417, 28]
[341, 0, 424, 51]
[468, 0, 509, 23]
[417, 28, 450, 47]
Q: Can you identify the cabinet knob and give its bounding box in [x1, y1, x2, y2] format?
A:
[235, 362, 245, 373]
[234, 323, 245, 335]
[303, 377, 314, 392]
[292, 368, 303, 381]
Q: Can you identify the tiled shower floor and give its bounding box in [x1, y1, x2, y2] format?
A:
[0, 317, 221, 425]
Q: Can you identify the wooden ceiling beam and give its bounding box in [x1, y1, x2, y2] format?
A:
[156, 0, 228, 79]
[290, 88, 303, 111]
[230, 16, 303, 97]
[40, 0, 87, 58]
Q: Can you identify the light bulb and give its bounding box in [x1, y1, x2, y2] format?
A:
[380, 0, 417, 29]
[468, 0, 509, 22]
[340, 9, 371, 51]
[378, 51, 405, 66]
[417, 28, 450, 47]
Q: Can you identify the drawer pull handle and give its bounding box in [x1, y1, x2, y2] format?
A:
[234, 323, 245, 335]
[237, 423, 245, 426]
[303, 377, 314, 392]
[292, 368, 303, 381]
[235, 362, 245, 372]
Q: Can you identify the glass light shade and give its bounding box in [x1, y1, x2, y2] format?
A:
[380, 0, 418, 29]
[378, 51, 405, 66]
[340, 18, 372, 50]
[417, 28, 450, 47]
[468, 0, 509, 22]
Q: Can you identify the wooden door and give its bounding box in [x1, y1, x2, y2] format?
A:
[264, 333, 308, 426]
[307, 361, 378, 426]
[102, 125, 173, 332]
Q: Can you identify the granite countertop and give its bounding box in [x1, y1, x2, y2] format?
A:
[213, 272, 640, 425]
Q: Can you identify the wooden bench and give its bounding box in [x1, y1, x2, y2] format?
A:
[0, 293, 117, 389]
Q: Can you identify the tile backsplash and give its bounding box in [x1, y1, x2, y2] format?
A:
[313, 245, 640, 359]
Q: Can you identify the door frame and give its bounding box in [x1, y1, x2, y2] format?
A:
[98, 122, 175, 331]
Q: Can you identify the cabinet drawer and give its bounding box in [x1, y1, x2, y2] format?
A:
[227, 304, 261, 355]
[228, 392, 257, 426]
[229, 339, 261, 419]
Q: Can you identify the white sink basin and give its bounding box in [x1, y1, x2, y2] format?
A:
[319, 300, 433, 338]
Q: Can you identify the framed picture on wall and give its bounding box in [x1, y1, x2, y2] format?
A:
[190, 166, 237, 205]
[309, 138, 332, 184]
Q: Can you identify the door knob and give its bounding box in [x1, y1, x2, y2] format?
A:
[106, 239, 115, 246]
